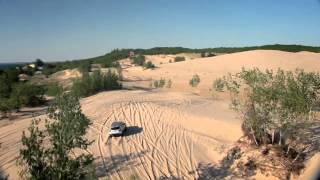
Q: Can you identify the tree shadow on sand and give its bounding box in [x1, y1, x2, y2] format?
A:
[196, 147, 256, 180]
[0, 168, 8, 180]
[95, 150, 148, 178]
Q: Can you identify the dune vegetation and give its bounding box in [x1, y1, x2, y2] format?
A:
[214, 68, 320, 175]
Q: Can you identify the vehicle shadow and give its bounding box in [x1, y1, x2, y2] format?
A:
[123, 126, 143, 137]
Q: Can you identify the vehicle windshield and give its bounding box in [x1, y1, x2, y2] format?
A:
[111, 126, 120, 130]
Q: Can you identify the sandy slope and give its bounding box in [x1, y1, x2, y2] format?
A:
[82, 90, 242, 179]
[0, 90, 242, 179]
[123, 50, 320, 96]
[1, 50, 320, 179]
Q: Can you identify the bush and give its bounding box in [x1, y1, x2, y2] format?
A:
[11, 83, 46, 107]
[132, 55, 146, 66]
[213, 78, 225, 92]
[0, 73, 46, 117]
[0, 97, 16, 118]
[174, 56, 185, 62]
[153, 78, 166, 88]
[215, 68, 320, 174]
[78, 61, 91, 73]
[189, 74, 200, 87]
[18, 94, 95, 179]
[71, 70, 122, 97]
[45, 82, 64, 97]
[0, 74, 11, 98]
[143, 61, 156, 69]
[217, 68, 320, 148]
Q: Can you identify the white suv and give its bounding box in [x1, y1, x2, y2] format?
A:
[109, 121, 126, 136]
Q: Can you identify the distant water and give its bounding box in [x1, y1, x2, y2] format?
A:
[0, 63, 26, 70]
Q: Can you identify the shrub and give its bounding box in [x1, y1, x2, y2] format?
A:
[78, 61, 91, 73]
[42, 64, 57, 76]
[143, 61, 155, 69]
[174, 56, 185, 62]
[216, 68, 320, 174]
[166, 79, 172, 88]
[111, 61, 121, 68]
[218, 68, 320, 146]
[11, 83, 46, 107]
[71, 70, 122, 97]
[18, 94, 95, 179]
[132, 55, 146, 66]
[45, 82, 64, 97]
[213, 78, 225, 92]
[0, 74, 11, 98]
[153, 78, 166, 88]
[189, 74, 200, 87]
[0, 73, 46, 118]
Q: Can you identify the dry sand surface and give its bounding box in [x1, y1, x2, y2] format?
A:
[1, 50, 320, 179]
[1, 90, 242, 179]
[123, 50, 320, 96]
[83, 90, 242, 179]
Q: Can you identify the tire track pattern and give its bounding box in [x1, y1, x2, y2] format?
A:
[87, 98, 210, 180]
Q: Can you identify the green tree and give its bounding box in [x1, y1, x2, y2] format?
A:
[19, 94, 95, 180]
[4, 68, 20, 83]
[72, 70, 122, 98]
[11, 83, 45, 107]
[132, 55, 146, 66]
[35, 59, 44, 67]
[0, 74, 11, 98]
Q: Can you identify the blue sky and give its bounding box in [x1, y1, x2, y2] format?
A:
[0, 0, 320, 62]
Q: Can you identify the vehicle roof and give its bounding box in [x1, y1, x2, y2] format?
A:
[111, 121, 124, 127]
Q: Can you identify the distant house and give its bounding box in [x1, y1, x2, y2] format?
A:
[37, 66, 43, 70]
[18, 74, 30, 82]
[22, 63, 36, 70]
[28, 63, 36, 68]
[129, 51, 135, 58]
[91, 64, 102, 71]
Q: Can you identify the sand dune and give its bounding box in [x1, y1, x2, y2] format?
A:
[0, 90, 242, 179]
[82, 90, 242, 179]
[123, 50, 320, 96]
[1, 50, 320, 179]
